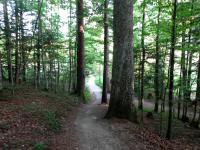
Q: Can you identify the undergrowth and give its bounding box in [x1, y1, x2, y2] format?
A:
[34, 142, 47, 150]
[83, 87, 92, 103]
[43, 110, 61, 132]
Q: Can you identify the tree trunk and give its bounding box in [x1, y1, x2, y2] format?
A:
[3, 0, 13, 84]
[105, 0, 137, 122]
[102, 0, 109, 104]
[166, 0, 177, 140]
[20, 7, 26, 82]
[36, 0, 43, 89]
[179, 24, 186, 119]
[139, 0, 146, 122]
[15, 0, 20, 84]
[197, 53, 200, 123]
[0, 53, 3, 91]
[154, 0, 161, 113]
[193, 53, 200, 122]
[68, 0, 72, 92]
[76, 0, 85, 98]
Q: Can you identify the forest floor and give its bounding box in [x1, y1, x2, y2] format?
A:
[0, 84, 80, 149]
[0, 78, 199, 149]
[75, 76, 193, 150]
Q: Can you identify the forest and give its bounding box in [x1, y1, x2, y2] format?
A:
[0, 0, 200, 149]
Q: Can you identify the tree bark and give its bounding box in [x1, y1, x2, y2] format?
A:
[139, 0, 146, 122]
[68, 0, 72, 92]
[102, 0, 109, 104]
[178, 24, 186, 119]
[154, 0, 161, 113]
[196, 53, 200, 123]
[20, 5, 26, 82]
[3, 0, 13, 84]
[36, 0, 43, 89]
[0, 53, 3, 91]
[105, 0, 137, 122]
[76, 0, 85, 98]
[166, 0, 177, 140]
[192, 53, 200, 122]
[15, 0, 20, 84]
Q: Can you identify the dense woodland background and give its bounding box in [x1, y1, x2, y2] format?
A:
[0, 0, 200, 149]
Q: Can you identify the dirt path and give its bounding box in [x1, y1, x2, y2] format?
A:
[74, 76, 128, 150]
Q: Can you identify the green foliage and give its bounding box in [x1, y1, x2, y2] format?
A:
[83, 87, 92, 104]
[43, 110, 60, 132]
[95, 77, 103, 89]
[34, 142, 47, 150]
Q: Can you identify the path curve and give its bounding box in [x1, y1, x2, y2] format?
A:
[75, 76, 128, 150]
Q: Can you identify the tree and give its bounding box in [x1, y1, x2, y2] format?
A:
[76, 0, 85, 98]
[19, 1, 26, 82]
[0, 53, 3, 91]
[197, 53, 200, 124]
[14, 0, 20, 84]
[105, 0, 137, 121]
[181, 0, 194, 122]
[166, 0, 177, 140]
[139, 0, 146, 122]
[3, 0, 13, 84]
[191, 52, 200, 124]
[68, 0, 73, 92]
[101, 0, 109, 104]
[36, 0, 43, 89]
[154, 0, 161, 113]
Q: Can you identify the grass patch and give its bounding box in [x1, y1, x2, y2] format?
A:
[34, 142, 47, 150]
[83, 87, 92, 103]
[23, 102, 40, 113]
[43, 110, 60, 132]
[143, 107, 153, 113]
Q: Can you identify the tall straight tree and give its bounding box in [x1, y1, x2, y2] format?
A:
[166, 0, 177, 140]
[3, 0, 13, 84]
[101, 0, 109, 104]
[139, 0, 146, 122]
[105, 0, 137, 121]
[36, 0, 43, 89]
[154, 0, 161, 113]
[14, 0, 20, 84]
[76, 0, 85, 98]
[191, 51, 200, 123]
[182, 0, 194, 121]
[197, 53, 200, 124]
[20, 1, 26, 82]
[0, 53, 2, 91]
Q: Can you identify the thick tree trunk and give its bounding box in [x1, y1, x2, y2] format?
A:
[76, 0, 85, 98]
[105, 0, 137, 122]
[102, 0, 109, 104]
[154, 0, 161, 113]
[166, 0, 177, 140]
